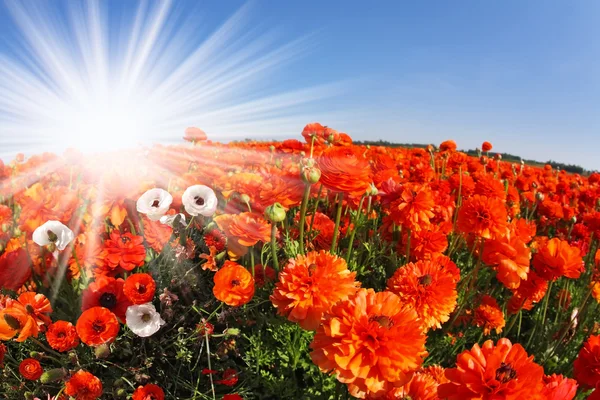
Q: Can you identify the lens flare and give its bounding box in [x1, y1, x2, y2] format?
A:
[0, 0, 345, 158]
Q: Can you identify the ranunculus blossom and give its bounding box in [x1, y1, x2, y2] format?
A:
[126, 303, 165, 338]
[182, 185, 218, 217]
[32, 220, 74, 251]
[136, 188, 173, 221]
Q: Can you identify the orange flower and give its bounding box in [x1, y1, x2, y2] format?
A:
[533, 237, 583, 281]
[318, 146, 371, 198]
[474, 295, 505, 335]
[213, 261, 255, 306]
[310, 289, 427, 398]
[132, 383, 165, 400]
[389, 184, 435, 231]
[482, 141, 493, 152]
[123, 273, 156, 305]
[407, 225, 448, 260]
[438, 338, 544, 399]
[507, 270, 548, 314]
[101, 231, 146, 273]
[17, 292, 53, 327]
[200, 246, 219, 272]
[82, 276, 131, 322]
[482, 235, 531, 289]
[574, 334, 600, 388]
[76, 307, 119, 347]
[457, 195, 508, 239]
[541, 374, 578, 400]
[19, 358, 43, 380]
[439, 140, 457, 152]
[0, 248, 31, 291]
[270, 250, 359, 330]
[68, 232, 104, 280]
[142, 216, 173, 253]
[382, 372, 439, 400]
[65, 370, 103, 400]
[228, 212, 272, 247]
[0, 302, 38, 342]
[387, 259, 457, 330]
[46, 320, 80, 352]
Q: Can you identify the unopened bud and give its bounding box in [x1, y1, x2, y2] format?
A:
[269, 145, 275, 153]
[240, 194, 251, 204]
[367, 183, 378, 196]
[24, 392, 34, 400]
[302, 157, 316, 168]
[275, 159, 283, 169]
[95, 343, 111, 359]
[145, 253, 152, 263]
[571, 216, 577, 224]
[327, 133, 335, 143]
[114, 378, 125, 387]
[301, 166, 321, 185]
[68, 351, 79, 364]
[40, 368, 67, 384]
[535, 192, 544, 202]
[116, 388, 127, 397]
[225, 327, 241, 337]
[265, 203, 286, 223]
[29, 351, 42, 360]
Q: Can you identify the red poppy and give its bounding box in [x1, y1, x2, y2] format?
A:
[81, 276, 131, 322]
[76, 307, 120, 347]
[123, 273, 156, 305]
[216, 369, 239, 386]
[132, 383, 165, 400]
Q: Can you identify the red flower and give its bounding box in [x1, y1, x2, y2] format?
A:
[223, 395, 243, 400]
[574, 334, 600, 388]
[17, 291, 53, 327]
[216, 369, 239, 386]
[65, 370, 103, 400]
[0, 343, 6, 367]
[46, 320, 80, 352]
[132, 383, 165, 400]
[541, 374, 578, 400]
[19, 358, 43, 380]
[76, 307, 120, 347]
[533, 237, 583, 281]
[81, 276, 131, 322]
[101, 231, 146, 272]
[123, 273, 156, 305]
[213, 261, 255, 307]
[0, 248, 31, 291]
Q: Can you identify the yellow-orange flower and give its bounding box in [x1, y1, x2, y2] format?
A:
[474, 295, 505, 335]
[310, 289, 427, 398]
[270, 250, 359, 330]
[482, 235, 531, 289]
[387, 259, 457, 330]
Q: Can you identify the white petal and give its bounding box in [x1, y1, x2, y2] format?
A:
[182, 185, 218, 217]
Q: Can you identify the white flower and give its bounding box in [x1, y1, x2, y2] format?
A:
[126, 303, 165, 338]
[32, 221, 74, 251]
[136, 188, 173, 221]
[182, 185, 218, 217]
[159, 213, 187, 228]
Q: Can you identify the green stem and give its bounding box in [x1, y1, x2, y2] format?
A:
[345, 195, 366, 264]
[270, 223, 279, 271]
[307, 184, 324, 239]
[330, 193, 344, 254]
[298, 184, 312, 254]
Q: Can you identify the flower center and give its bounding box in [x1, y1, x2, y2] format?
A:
[92, 320, 105, 333]
[3, 314, 21, 330]
[369, 315, 394, 328]
[151, 199, 160, 208]
[476, 210, 490, 222]
[418, 274, 433, 286]
[141, 313, 152, 322]
[57, 332, 66, 338]
[495, 362, 517, 383]
[47, 229, 58, 243]
[121, 236, 130, 244]
[231, 279, 240, 287]
[137, 283, 147, 294]
[25, 304, 35, 314]
[308, 263, 318, 277]
[194, 196, 205, 206]
[99, 292, 118, 309]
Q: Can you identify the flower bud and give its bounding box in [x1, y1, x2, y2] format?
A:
[68, 351, 79, 364]
[269, 145, 275, 153]
[24, 392, 34, 400]
[535, 192, 544, 202]
[240, 194, 251, 205]
[367, 183, 378, 196]
[114, 378, 125, 387]
[145, 253, 152, 263]
[571, 216, 577, 224]
[301, 166, 321, 185]
[29, 351, 42, 360]
[264, 203, 286, 223]
[116, 388, 127, 397]
[225, 327, 241, 336]
[95, 343, 111, 359]
[302, 157, 316, 168]
[40, 368, 67, 383]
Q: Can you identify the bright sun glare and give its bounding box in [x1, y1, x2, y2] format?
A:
[0, 0, 344, 158]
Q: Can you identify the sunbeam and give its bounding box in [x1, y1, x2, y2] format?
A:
[0, 0, 346, 158]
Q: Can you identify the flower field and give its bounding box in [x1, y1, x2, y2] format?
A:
[1, 123, 600, 399]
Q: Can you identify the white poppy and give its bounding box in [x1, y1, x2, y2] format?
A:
[136, 188, 173, 221]
[32, 221, 74, 251]
[181, 185, 218, 217]
[159, 213, 187, 228]
[125, 303, 165, 338]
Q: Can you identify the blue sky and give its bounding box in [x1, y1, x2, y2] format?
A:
[1, 1, 599, 169]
